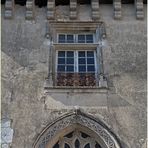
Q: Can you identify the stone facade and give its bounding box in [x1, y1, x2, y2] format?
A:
[1, 2, 147, 148]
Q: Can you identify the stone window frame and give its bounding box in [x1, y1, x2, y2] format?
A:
[44, 21, 108, 89]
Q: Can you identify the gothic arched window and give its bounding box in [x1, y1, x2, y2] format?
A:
[52, 130, 102, 148]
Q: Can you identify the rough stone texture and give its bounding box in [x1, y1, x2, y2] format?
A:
[1, 4, 147, 148]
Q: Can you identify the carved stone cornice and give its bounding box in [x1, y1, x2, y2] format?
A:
[70, 0, 77, 19]
[4, 0, 14, 19]
[47, 0, 55, 20]
[26, 0, 35, 20]
[135, 0, 144, 19]
[113, 0, 122, 19]
[91, 0, 100, 20]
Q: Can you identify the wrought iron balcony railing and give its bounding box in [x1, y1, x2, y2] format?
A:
[48, 73, 108, 88]
[56, 73, 96, 86]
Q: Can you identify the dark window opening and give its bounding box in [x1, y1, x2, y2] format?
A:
[122, 0, 134, 4]
[55, 0, 70, 6]
[35, 0, 47, 8]
[144, 0, 147, 4]
[99, 0, 113, 4]
[77, 0, 91, 4]
[15, 0, 27, 6]
[1, 0, 6, 4]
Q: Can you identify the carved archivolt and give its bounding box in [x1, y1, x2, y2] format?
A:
[33, 110, 121, 148]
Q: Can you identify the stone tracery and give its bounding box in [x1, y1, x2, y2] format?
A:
[33, 110, 121, 148]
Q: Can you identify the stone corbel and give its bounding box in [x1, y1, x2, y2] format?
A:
[26, 0, 35, 20]
[70, 0, 77, 19]
[91, 0, 100, 20]
[4, 0, 14, 19]
[135, 0, 144, 19]
[113, 0, 122, 19]
[47, 0, 55, 20]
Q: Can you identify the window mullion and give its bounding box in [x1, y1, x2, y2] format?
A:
[75, 51, 78, 73]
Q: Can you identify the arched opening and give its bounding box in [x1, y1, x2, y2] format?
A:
[33, 110, 122, 148]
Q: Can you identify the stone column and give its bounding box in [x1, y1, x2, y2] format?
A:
[70, 0, 77, 19]
[26, 0, 35, 20]
[4, 0, 14, 19]
[91, 0, 100, 20]
[135, 0, 144, 19]
[47, 0, 55, 20]
[113, 0, 122, 19]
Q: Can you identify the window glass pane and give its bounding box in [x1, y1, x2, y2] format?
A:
[75, 139, 80, 148]
[67, 58, 74, 64]
[58, 58, 65, 64]
[84, 144, 90, 148]
[65, 143, 70, 148]
[86, 34, 93, 43]
[79, 66, 86, 72]
[67, 35, 74, 43]
[59, 35, 65, 43]
[78, 51, 85, 57]
[78, 35, 85, 43]
[67, 51, 74, 57]
[67, 66, 74, 72]
[58, 51, 65, 57]
[87, 58, 94, 64]
[78, 58, 86, 64]
[87, 51, 94, 57]
[58, 65, 65, 72]
[87, 65, 95, 72]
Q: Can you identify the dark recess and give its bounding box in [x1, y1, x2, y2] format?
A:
[35, 0, 47, 7]
[55, 0, 69, 6]
[77, 0, 90, 4]
[15, 0, 27, 5]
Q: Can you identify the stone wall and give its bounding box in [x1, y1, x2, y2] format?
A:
[1, 4, 147, 148]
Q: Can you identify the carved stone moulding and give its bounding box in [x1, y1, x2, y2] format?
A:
[33, 110, 121, 148]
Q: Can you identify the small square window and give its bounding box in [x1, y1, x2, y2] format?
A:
[78, 35, 85, 43]
[59, 35, 66, 43]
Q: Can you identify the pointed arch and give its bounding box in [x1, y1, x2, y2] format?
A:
[33, 110, 122, 148]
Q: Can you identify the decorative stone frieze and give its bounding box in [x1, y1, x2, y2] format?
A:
[135, 0, 144, 19]
[4, 0, 14, 19]
[26, 0, 35, 20]
[34, 111, 121, 148]
[47, 0, 55, 20]
[91, 0, 100, 20]
[113, 0, 121, 19]
[70, 0, 77, 19]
